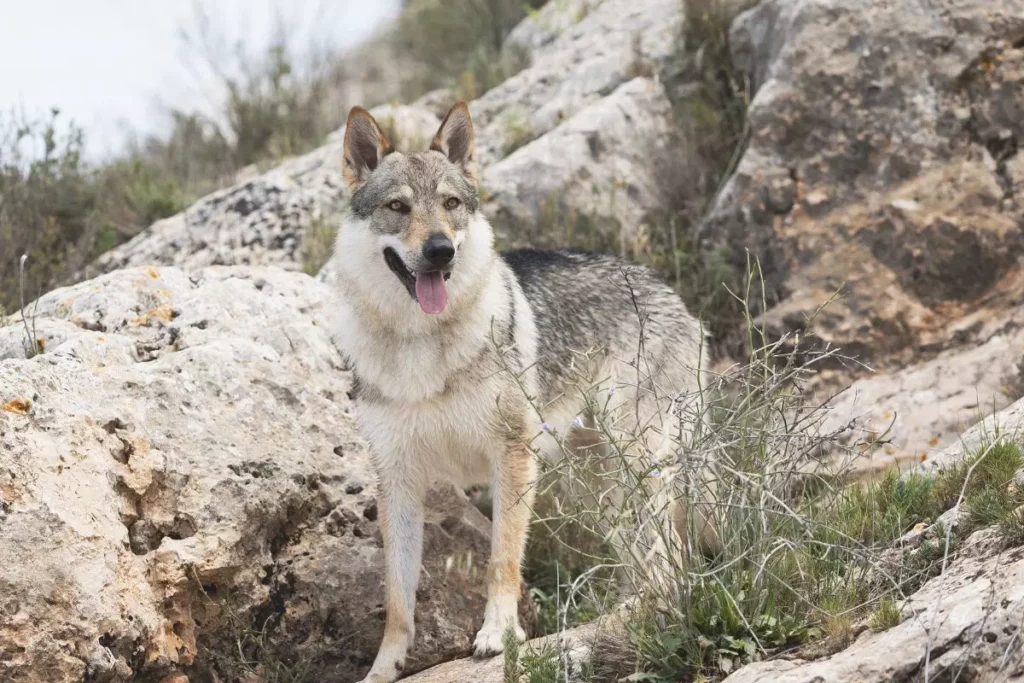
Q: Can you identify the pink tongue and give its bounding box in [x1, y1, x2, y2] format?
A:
[415, 271, 448, 314]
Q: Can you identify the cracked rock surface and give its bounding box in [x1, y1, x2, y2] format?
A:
[710, 0, 1024, 369]
[0, 266, 510, 682]
[707, 0, 1024, 467]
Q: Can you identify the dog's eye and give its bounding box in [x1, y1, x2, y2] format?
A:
[444, 197, 461, 210]
[387, 200, 408, 213]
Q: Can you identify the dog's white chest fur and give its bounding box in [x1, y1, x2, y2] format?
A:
[333, 247, 536, 488]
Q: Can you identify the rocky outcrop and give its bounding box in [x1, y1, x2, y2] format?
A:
[0, 267, 516, 682]
[822, 322, 1024, 471]
[402, 619, 612, 683]
[473, 0, 682, 168]
[710, 0, 1024, 365]
[706, 0, 1024, 464]
[481, 77, 674, 252]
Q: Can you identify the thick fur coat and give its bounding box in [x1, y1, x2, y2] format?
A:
[331, 103, 707, 683]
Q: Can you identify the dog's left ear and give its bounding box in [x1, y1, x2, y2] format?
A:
[430, 102, 477, 182]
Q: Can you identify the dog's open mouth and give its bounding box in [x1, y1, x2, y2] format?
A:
[383, 247, 452, 315]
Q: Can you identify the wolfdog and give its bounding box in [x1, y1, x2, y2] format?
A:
[331, 102, 709, 683]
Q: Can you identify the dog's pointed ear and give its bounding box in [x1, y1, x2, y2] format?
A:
[343, 106, 394, 189]
[430, 101, 477, 182]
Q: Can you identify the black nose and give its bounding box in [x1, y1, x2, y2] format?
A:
[422, 234, 455, 267]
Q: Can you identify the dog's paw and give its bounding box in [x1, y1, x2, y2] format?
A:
[356, 674, 395, 683]
[473, 620, 526, 658]
[357, 661, 403, 683]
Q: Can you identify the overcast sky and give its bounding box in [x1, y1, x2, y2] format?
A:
[0, 0, 400, 159]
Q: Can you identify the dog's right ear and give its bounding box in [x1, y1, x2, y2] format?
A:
[343, 107, 394, 189]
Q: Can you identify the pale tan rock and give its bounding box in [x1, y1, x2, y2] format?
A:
[0, 266, 509, 682]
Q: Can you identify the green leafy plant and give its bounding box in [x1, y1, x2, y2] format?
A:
[868, 597, 903, 632]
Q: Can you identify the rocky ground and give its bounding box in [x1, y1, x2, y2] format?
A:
[4, 0, 1024, 681]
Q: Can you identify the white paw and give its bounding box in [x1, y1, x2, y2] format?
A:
[473, 619, 526, 658]
[357, 673, 395, 683]
[357, 660, 403, 683]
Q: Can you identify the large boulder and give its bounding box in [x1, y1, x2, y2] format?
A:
[703, 0, 1024, 468]
[472, 0, 683, 168]
[0, 267, 510, 682]
[482, 77, 675, 252]
[707, 0, 1024, 368]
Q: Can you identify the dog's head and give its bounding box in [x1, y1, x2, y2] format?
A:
[339, 102, 485, 316]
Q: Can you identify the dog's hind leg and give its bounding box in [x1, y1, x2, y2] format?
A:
[359, 467, 426, 683]
[473, 433, 537, 657]
[602, 382, 719, 592]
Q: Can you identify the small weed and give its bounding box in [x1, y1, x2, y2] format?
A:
[819, 608, 854, 653]
[929, 441, 1024, 540]
[965, 487, 1013, 529]
[501, 111, 536, 157]
[827, 469, 938, 546]
[503, 627, 586, 683]
[504, 625, 524, 683]
[203, 592, 314, 683]
[301, 217, 337, 277]
[18, 254, 43, 358]
[931, 442, 1024, 510]
[999, 504, 1024, 547]
[868, 597, 902, 632]
[520, 643, 562, 683]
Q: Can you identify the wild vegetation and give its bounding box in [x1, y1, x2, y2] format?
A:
[390, 0, 545, 101]
[505, 275, 1024, 681]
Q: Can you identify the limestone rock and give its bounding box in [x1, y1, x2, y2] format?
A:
[474, 0, 683, 168]
[402, 618, 615, 683]
[707, 0, 1024, 368]
[821, 315, 1024, 472]
[0, 266, 507, 682]
[916, 395, 1024, 474]
[482, 77, 674, 251]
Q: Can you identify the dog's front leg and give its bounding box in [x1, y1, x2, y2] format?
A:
[359, 469, 425, 683]
[473, 437, 536, 656]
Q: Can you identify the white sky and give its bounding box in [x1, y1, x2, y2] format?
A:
[0, 0, 401, 160]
